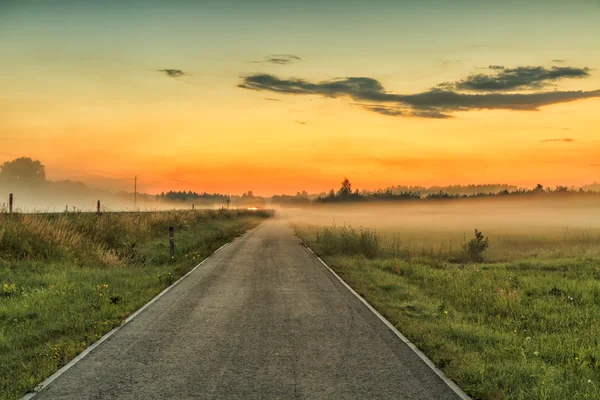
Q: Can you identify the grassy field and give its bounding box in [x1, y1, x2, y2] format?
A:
[0, 209, 269, 400]
[293, 201, 600, 400]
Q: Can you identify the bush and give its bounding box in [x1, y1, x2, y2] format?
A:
[316, 225, 380, 259]
[462, 229, 489, 262]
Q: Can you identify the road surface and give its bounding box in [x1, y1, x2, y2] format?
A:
[34, 216, 464, 399]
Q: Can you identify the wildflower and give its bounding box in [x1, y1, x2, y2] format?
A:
[533, 351, 539, 356]
[444, 311, 448, 315]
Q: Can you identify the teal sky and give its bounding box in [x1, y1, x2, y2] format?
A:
[2, 1, 599, 79]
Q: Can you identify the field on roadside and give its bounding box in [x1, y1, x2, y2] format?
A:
[291, 198, 600, 400]
[0, 209, 270, 400]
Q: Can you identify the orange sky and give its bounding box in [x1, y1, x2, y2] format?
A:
[1, 1, 599, 195]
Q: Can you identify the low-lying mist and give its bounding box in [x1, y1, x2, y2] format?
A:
[285, 196, 600, 262]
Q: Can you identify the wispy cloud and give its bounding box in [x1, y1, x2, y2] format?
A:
[157, 69, 186, 78]
[540, 138, 576, 143]
[552, 59, 566, 63]
[440, 59, 462, 69]
[264, 98, 282, 102]
[295, 121, 308, 125]
[252, 54, 301, 65]
[544, 127, 570, 131]
[238, 70, 600, 119]
[441, 66, 590, 92]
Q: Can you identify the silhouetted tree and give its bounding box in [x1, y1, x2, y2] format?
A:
[0, 157, 46, 183]
[338, 178, 352, 197]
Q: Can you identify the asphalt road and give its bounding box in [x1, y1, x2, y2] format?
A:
[34, 216, 464, 400]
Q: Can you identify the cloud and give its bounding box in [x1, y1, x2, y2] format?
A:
[544, 127, 570, 131]
[552, 59, 566, 63]
[157, 69, 186, 78]
[239, 73, 600, 119]
[540, 138, 576, 143]
[252, 54, 301, 65]
[440, 59, 462, 69]
[450, 66, 590, 92]
[264, 98, 282, 102]
[295, 121, 308, 125]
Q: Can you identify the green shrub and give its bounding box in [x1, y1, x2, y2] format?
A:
[462, 229, 489, 262]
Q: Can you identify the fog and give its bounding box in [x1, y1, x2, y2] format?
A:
[0, 182, 234, 213]
[284, 195, 600, 237]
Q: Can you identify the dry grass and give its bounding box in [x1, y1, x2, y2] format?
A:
[0, 209, 270, 400]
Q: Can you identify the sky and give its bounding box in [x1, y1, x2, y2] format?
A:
[1, 0, 599, 195]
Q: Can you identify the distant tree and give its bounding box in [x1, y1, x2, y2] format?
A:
[0, 157, 46, 183]
[338, 178, 353, 197]
[534, 184, 544, 192]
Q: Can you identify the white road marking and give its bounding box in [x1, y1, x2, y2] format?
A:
[299, 239, 471, 400]
[21, 243, 230, 400]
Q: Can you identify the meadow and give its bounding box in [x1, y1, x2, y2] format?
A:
[292, 198, 600, 400]
[0, 209, 270, 400]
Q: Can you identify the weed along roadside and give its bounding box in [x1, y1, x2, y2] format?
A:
[295, 223, 600, 400]
[0, 209, 270, 400]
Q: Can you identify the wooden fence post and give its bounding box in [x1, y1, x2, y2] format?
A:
[169, 227, 175, 259]
[97, 200, 101, 215]
[9, 193, 13, 214]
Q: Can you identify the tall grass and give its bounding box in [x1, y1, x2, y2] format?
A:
[299, 223, 600, 400]
[0, 209, 270, 399]
[309, 223, 600, 264]
[316, 225, 381, 259]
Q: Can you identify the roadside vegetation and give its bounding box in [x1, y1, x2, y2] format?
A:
[0, 209, 270, 400]
[296, 223, 600, 400]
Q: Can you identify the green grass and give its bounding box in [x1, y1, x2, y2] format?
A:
[0, 209, 270, 400]
[296, 224, 600, 400]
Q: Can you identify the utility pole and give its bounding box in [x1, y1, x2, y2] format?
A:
[134, 175, 137, 210]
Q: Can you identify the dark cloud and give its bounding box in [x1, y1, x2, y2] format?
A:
[361, 105, 452, 119]
[540, 138, 576, 143]
[362, 105, 405, 117]
[452, 66, 590, 92]
[252, 54, 301, 65]
[239, 73, 600, 119]
[157, 69, 186, 78]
